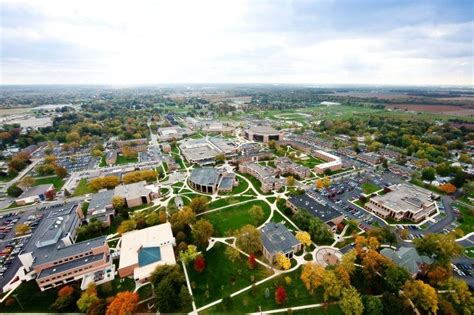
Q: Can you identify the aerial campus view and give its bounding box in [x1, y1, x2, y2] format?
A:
[0, 1, 473, 315]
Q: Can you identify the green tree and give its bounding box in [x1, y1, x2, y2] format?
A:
[362, 295, 383, 315]
[190, 196, 208, 214]
[248, 205, 264, 225]
[340, 286, 364, 315]
[402, 280, 438, 314]
[236, 224, 262, 254]
[414, 233, 462, 267]
[421, 167, 436, 182]
[76, 284, 100, 313]
[384, 264, 410, 293]
[7, 184, 23, 197]
[191, 219, 214, 248]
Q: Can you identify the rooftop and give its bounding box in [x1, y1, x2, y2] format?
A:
[114, 181, 151, 199]
[87, 190, 114, 214]
[370, 183, 436, 214]
[288, 193, 342, 222]
[18, 184, 54, 199]
[261, 222, 300, 255]
[189, 167, 220, 187]
[247, 125, 279, 135]
[381, 247, 432, 275]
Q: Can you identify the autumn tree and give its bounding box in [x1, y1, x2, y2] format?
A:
[300, 263, 325, 293]
[402, 280, 438, 314]
[194, 255, 206, 273]
[414, 233, 462, 267]
[191, 219, 214, 248]
[225, 246, 241, 263]
[275, 286, 287, 304]
[117, 220, 136, 235]
[322, 270, 345, 302]
[179, 245, 198, 264]
[15, 223, 31, 236]
[52, 285, 77, 312]
[18, 176, 35, 189]
[439, 183, 456, 194]
[444, 277, 474, 314]
[123, 169, 157, 184]
[106, 291, 139, 315]
[427, 266, 450, 287]
[235, 224, 262, 254]
[287, 176, 295, 186]
[340, 286, 364, 315]
[112, 196, 125, 210]
[145, 211, 161, 226]
[248, 205, 264, 225]
[77, 283, 100, 313]
[170, 206, 195, 233]
[295, 231, 312, 248]
[89, 176, 120, 191]
[189, 196, 208, 214]
[275, 252, 291, 270]
[55, 166, 68, 178]
[247, 254, 257, 269]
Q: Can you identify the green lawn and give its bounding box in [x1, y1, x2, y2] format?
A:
[34, 176, 65, 190]
[99, 154, 107, 167]
[270, 210, 296, 230]
[456, 203, 474, 234]
[0, 281, 75, 313]
[187, 242, 274, 307]
[208, 196, 255, 210]
[201, 200, 271, 235]
[0, 173, 16, 182]
[361, 182, 381, 195]
[115, 154, 138, 165]
[73, 178, 94, 196]
[219, 178, 250, 195]
[464, 247, 474, 258]
[202, 266, 341, 314]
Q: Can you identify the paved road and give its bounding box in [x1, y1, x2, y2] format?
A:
[425, 195, 456, 233]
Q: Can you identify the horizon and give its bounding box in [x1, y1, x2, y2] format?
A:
[1, 0, 473, 86]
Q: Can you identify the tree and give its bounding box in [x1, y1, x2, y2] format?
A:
[439, 183, 456, 194]
[145, 212, 161, 226]
[340, 286, 364, 315]
[89, 176, 120, 191]
[112, 196, 125, 210]
[151, 265, 188, 313]
[463, 180, 474, 197]
[275, 252, 291, 270]
[170, 206, 195, 233]
[322, 176, 331, 188]
[287, 176, 295, 186]
[15, 223, 31, 236]
[179, 245, 198, 264]
[295, 231, 312, 248]
[225, 246, 241, 263]
[194, 255, 206, 273]
[55, 166, 68, 178]
[117, 219, 136, 234]
[316, 179, 324, 190]
[192, 219, 214, 248]
[402, 280, 438, 314]
[444, 277, 474, 314]
[178, 285, 193, 311]
[414, 233, 462, 267]
[362, 295, 383, 315]
[427, 266, 449, 287]
[322, 270, 345, 302]
[77, 284, 100, 313]
[52, 285, 76, 312]
[18, 176, 35, 189]
[106, 291, 139, 315]
[421, 167, 436, 182]
[235, 225, 261, 254]
[248, 205, 264, 225]
[190, 196, 208, 214]
[44, 189, 56, 201]
[300, 263, 325, 293]
[7, 184, 23, 197]
[275, 286, 287, 304]
[215, 153, 225, 164]
[123, 169, 157, 184]
[247, 254, 257, 269]
[384, 264, 410, 293]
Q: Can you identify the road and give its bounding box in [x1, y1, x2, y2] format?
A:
[0, 159, 41, 195]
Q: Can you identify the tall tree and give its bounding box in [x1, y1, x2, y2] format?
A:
[106, 291, 139, 315]
[191, 219, 214, 248]
[235, 225, 261, 254]
[402, 280, 438, 314]
[340, 286, 364, 315]
[300, 263, 325, 294]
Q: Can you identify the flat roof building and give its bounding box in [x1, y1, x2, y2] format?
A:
[114, 181, 154, 209]
[118, 223, 176, 283]
[87, 190, 115, 226]
[286, 193, 344, 232]
[364, 183, 438, 223]
[244, 125, 282, 143]
[313, 150, 342, 175]
[16, 184, 55, 206]
[275, 157, 311, 179]
[261, 222, 301, 263]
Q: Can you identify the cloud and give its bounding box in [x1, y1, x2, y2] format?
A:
[0, 0, 472, 85]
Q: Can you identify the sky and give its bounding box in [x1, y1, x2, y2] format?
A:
[0, 0, 473, 85]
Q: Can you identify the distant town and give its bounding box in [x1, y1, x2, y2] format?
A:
[0, 85, 472, 314]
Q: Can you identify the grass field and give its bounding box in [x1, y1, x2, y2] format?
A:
[202, 265, 341, 314]
[201, 200, 271, 235]
[73, 178, 94, 196]
[0, 173, 16, 182]
[456, 203, 474, 234]
[34, 176, 65, 190]
[208, 196, 255, 210]
[465, 247, 474, 258]
[361, 182, 381, 195]
[187, 242, 274, 308]
[115, 154, 138, 165]
[219, 177, 250, 195]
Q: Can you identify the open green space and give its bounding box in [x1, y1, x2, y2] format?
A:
[201, 200, 271, 235]
[455, 203, 474, 234]
[99, 154, 107, 167]
[0, 281, 75, 313]
[34, 176, 65, 190]
[208, 196, 255, 210]
[219, 177, 250, 195]
[115, 154, 138, 165]
[0, 173, 16, 182]
[73, 178, 94, 196]
[203, 265, 342, 314]
[187, 242, 273, 308]
[361, 182, 381, 195]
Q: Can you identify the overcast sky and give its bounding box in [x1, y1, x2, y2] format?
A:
[1, 0, 473, 85]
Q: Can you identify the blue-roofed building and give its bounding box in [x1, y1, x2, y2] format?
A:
[188, 167, 237, 193]
[260, 222, 301, 263]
